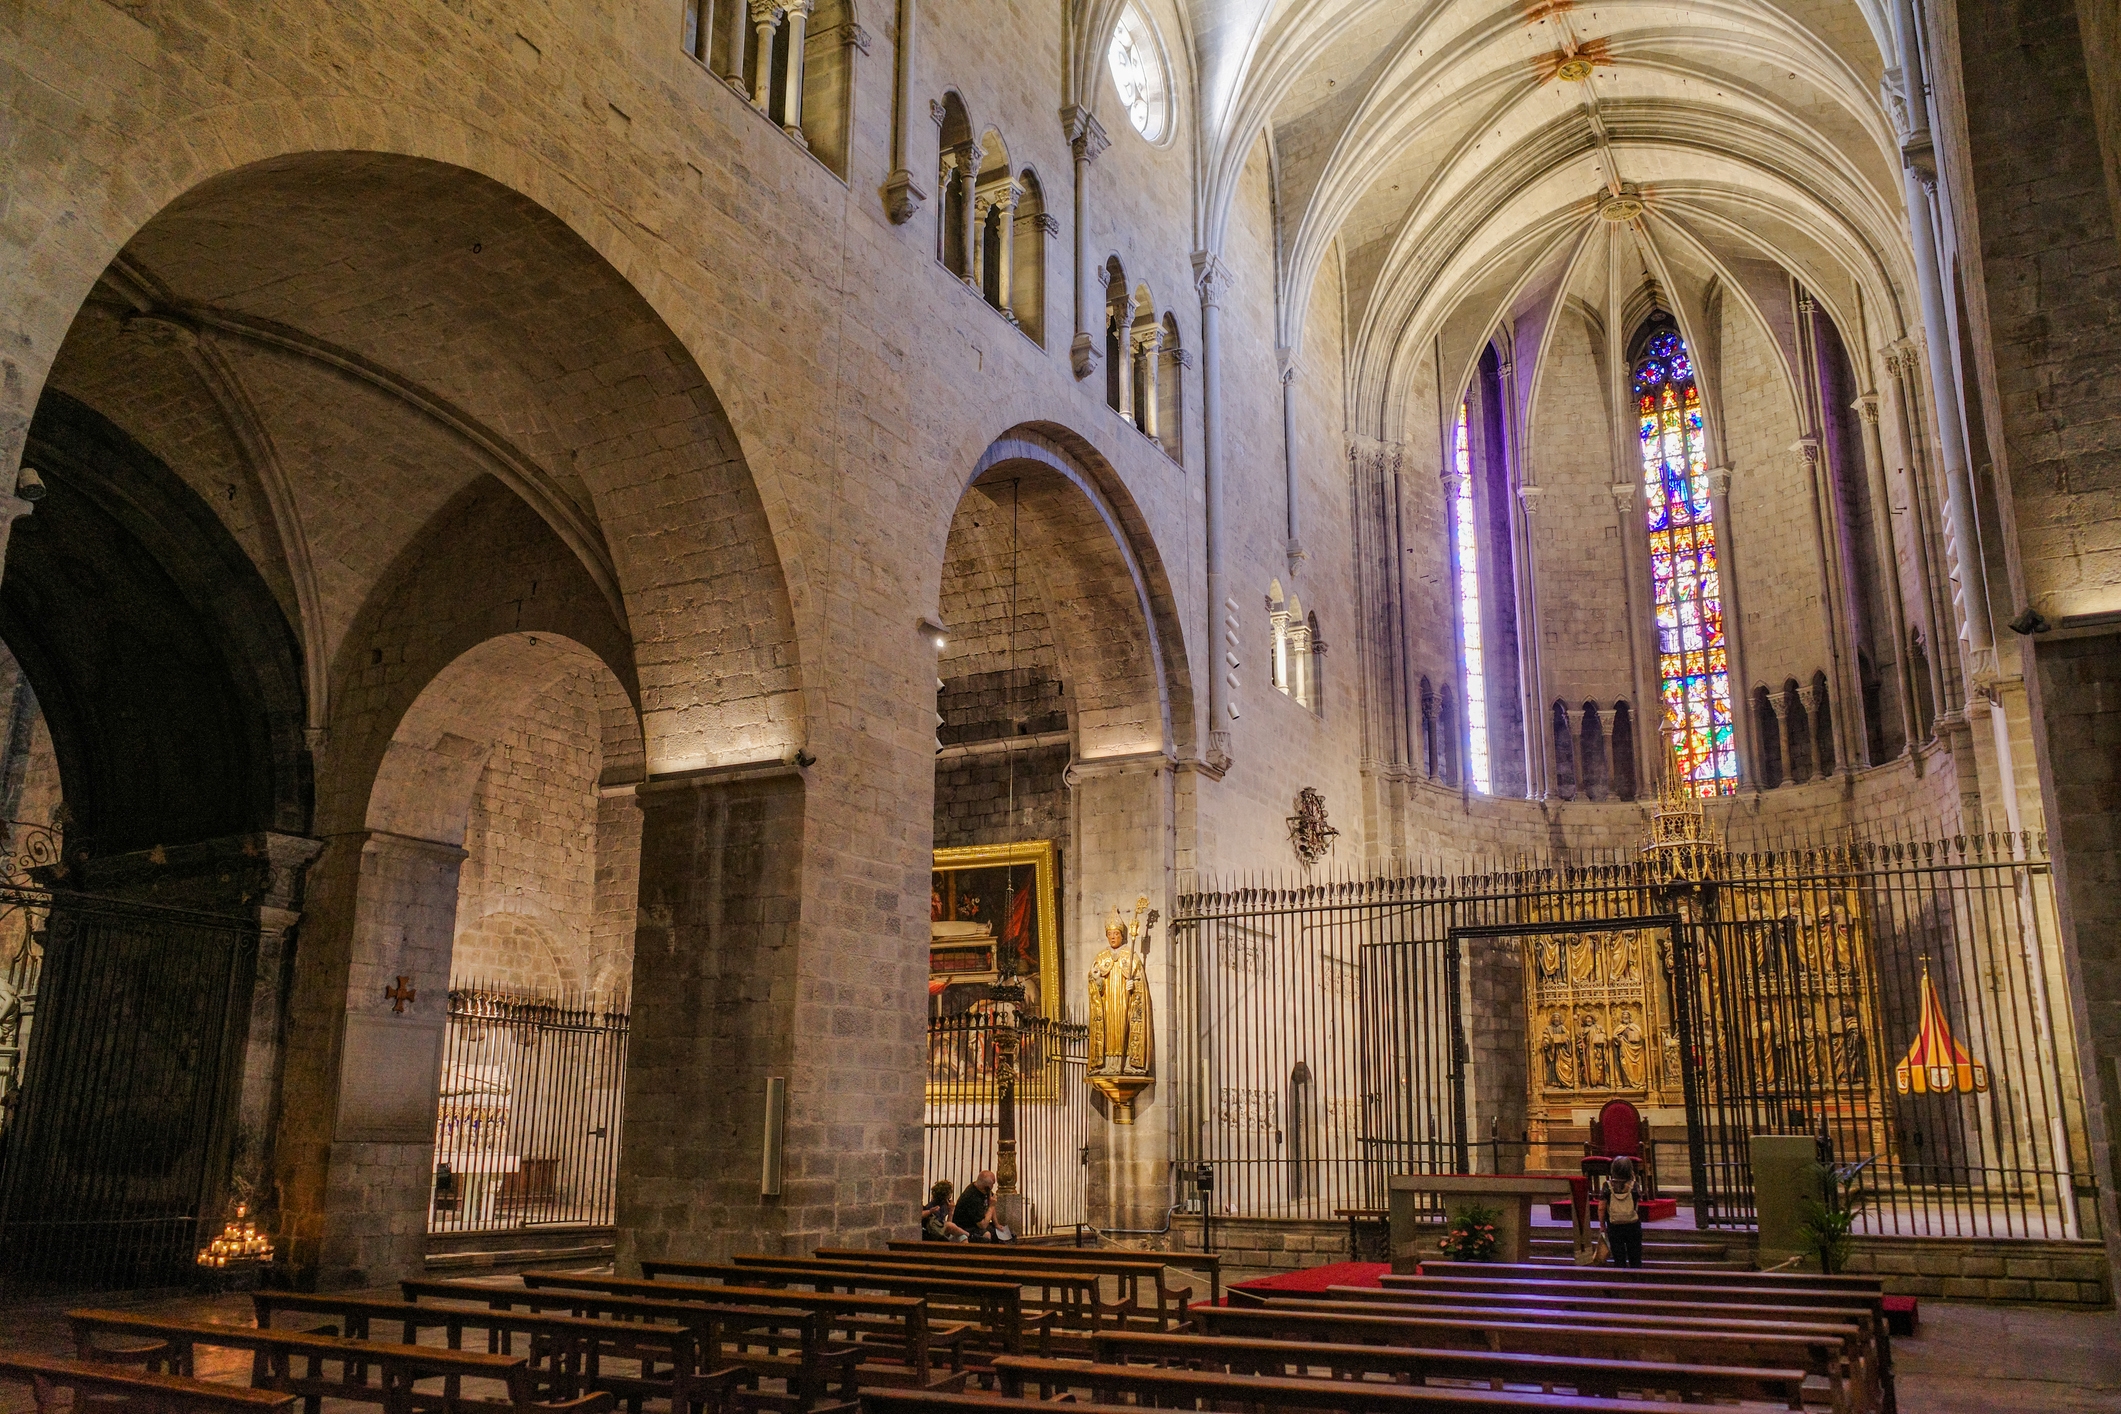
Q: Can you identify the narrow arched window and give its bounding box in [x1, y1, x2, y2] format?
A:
[1634, 326, 1735, 795]
[1451, 401, 1490, 793]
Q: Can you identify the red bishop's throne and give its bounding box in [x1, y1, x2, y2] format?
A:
[1580, 1098, 1658, 1199]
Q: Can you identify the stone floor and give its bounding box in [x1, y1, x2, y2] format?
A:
[0, 1284, 2115, 1412]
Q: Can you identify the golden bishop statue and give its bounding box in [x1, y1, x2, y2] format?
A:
[1087, 895, 1154, 1123]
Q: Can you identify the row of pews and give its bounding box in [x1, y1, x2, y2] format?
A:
[0, 1242, 1896, 1414]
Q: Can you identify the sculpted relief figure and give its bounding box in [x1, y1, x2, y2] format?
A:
[1605, 930, 1640, 984]
[1567, 932, 1598, 984]
[1541, 1009, 1575, 1090]
[1087, 904, 1152, 1077]
[1536, 936, 1564, 986]
[1612, 1009, 1648, 1089]
[1579, 1011, 1611, 1088]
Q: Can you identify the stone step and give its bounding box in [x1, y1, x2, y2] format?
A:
[1530, 1236, 1734, 1260]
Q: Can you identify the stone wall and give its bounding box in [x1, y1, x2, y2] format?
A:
[1844, 1235, 2112, 1308]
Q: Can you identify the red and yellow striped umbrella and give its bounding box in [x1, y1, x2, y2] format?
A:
[1894, 965, 1989, 1096]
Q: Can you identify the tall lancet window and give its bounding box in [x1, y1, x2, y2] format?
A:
[1452, 401, 1491, 793]
[1636, 328, 1736, 795]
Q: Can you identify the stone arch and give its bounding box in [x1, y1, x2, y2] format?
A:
[5, 393, 310, 859]
[12, 143, 804, 782]
[947, 427, 1193, 760]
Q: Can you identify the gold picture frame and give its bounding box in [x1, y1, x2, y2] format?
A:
[930, 840, 1062, 1023]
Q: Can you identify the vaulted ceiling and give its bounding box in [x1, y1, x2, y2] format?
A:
[1165, 0, 1916, 437]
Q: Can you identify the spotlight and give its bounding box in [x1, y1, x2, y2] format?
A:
[918, 614, 949, 651]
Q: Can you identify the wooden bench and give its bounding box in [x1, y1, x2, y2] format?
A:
[644, 1258, 1048, 1358]
[0, 1353, 298, 1414]
[253, 1291, 737, 1414]
[880, 1241, 1222, 1307]
[1198, 1302, 1861, 1414]
[865, 1246, 1204, 1322]
[1382, 1270, 1895, 1412]
[765, 1252, 1137, 1337]
[401, 1280, 857, 1414]
[992, 1353, 1686, 1410]
[65, 1311, 613, 1414]
[524, 1271, 959, 1394]
[1418, 1261, 1884, 1292]
[1089, 1329, 1807, 1408]
[859, 1395, 1141, 1414]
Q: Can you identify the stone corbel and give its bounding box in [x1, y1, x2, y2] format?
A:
[1609, 482, 1638, 513]
[1517, 483, 1546, 514]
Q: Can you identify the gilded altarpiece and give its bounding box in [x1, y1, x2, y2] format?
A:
[1522, 920, 1679, 1169]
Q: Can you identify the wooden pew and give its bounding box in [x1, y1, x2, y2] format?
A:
[992, 1353, 1685, 1410]
[642, 1258, 1047, 1357]
[65, 1311, 613, 1414]
[860, 1395, 1141, 1414]
[879, 1241, 1222, 1307]
[1090, 1329, 1807, 1408]
[0, 1353, 298, 1414]
[400, 1280, 855, 1414]
[252, 1291, 736, 1414]
[1416, 1260, 1884, 1292]
[1198, 1302, 1859, 1414]
[523, 1271, 958, 1394]
[1379, 1270, 1894, 1412]
[747, 1252, 1133, 1337]
[873, 1246, 1213, 1322]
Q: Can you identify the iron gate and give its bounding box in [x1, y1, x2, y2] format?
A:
[1671, 835, 2084, 1237]
[1171, 877, 1470, 1219]
[923, 1014, 1089, 1234]
[429, 987, 629, 1233]
[0, 885, 260, 1289]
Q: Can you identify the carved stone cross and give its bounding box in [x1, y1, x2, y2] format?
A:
[385, 975, 417, 1014]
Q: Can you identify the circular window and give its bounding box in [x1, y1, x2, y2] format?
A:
[1107, 5, 1171, 143]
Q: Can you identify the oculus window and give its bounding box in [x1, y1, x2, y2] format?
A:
[1107, 6, 1170, 142]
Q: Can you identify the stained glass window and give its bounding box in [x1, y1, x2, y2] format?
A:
[1636, 329, 1737, 795]
[1453, 402, 1491, 794]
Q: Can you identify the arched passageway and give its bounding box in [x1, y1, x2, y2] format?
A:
[924, 428, 1191, 1235]
[0, 150, 814, 1289]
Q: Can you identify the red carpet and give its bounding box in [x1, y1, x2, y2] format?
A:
[1549, 1197, 1679, 1222]
[1229, 1260, 1389, 1294]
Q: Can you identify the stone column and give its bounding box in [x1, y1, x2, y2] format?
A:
[955, 137, 985, 291]
[748, 1, 783, 112]
[881, 0, 925, 221]
[1063, 108, 1109, 380]
[1111, 286, 1138, 424]
[969, 192, 993, 299]
[1278, 349, 1305, 570]
[995, 183, 1022, 318]
[1132, 321, 1161, 439]
[724, 0, 753, 89]
[1515, 484, 1550, 795]
[779, 0, 813, 141]
[1882, 341, 1954, 731]
[1195, 251, 1236, 771]
[1854, 388, 1917, 755]
[1066, 752, 1175, 1232]
[616, 765, 809, 1269]
[1701, 465, 1754, 787]
[1778, 686, 1803, 783]
[1611, 481, 1658, 779]
[272, 829, 465, 1287]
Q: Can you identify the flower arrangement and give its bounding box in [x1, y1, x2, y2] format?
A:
[1437, 1201, 1501, 1262]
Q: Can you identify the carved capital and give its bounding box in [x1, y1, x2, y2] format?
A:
[1191, 250, 1235, 309]
[746, 0, 784, 24]
[1277, 346, 1302, 385]
[1609, 481, 1638, 512]
[1516, 484, 1547, 513]
[1852, 392, 1882, 424]
[930, 98, 948, 126]
[1791, 435, 1820, 465]
[1705, 466, 1732, 497]
[1060, 105, 1110, 164]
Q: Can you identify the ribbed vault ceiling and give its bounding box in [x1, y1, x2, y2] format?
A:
[1172, 0, 1913, 435]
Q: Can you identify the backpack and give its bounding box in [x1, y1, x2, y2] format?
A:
[1606, 1179, 1639, 1224]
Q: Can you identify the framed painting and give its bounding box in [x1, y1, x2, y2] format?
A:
[930, 841, 1061, 1023]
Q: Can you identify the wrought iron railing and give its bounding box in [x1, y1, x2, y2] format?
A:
[924, 1014, 1089, 1235]
[429, 986, 629, 1234]
[1171, 829, 2090, 1241]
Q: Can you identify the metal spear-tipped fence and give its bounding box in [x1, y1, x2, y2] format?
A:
[923, 1014, 1089, 1235]
[1170, 829, 2091, 1240]
[429, 986, 629, 1234]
